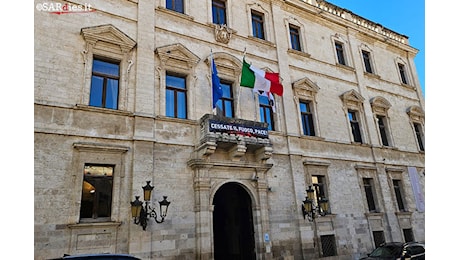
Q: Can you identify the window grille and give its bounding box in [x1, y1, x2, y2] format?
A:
[320, 235, 337, 257]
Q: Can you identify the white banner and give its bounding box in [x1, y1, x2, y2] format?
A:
[408, 166, 425, 212]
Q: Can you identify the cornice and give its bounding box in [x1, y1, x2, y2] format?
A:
[284, 0, 414, 51]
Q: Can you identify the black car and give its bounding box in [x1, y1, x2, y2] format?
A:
[360, 242, 425, 260]
[48, 253, 141, 260]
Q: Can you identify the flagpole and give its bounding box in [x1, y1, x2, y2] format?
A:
[237, 80, 242, 118]
[253, 91, 257, 121]
[238, 47, 246, 118]
[211, 49, 216, 115]
[236, 47, 246, 117]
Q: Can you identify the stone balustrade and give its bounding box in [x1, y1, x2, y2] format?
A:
[301, 0, 409, 44]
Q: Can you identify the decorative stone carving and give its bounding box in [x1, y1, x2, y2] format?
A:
[80, 24, 136, 55]
[214, 24, 232, 44]
[370, 96, 391, 114]
[229, 141, 247, 161]
[255, 146, 273, 163]
[340, 89, 365, 110]
[406, 106, 424, 122]
[196, 140, 218, 157]
[155, 43, 200, 70]
[292, 77, 320, 100]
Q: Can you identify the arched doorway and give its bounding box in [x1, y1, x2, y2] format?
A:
[213, 182, 256, 260]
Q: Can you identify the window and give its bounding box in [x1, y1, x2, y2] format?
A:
[300, 101, 315, 136]
[89, 58, 120, 110]
[289, 25, 301, 51]
[312, 175, 328, 215]
[341, 90, 366, 144]
[259, 94, 274, 130]
[251, 11, 265, 40]
[155, 44, 199, 119]
[80, 164, 114, 220]
[166, 0, 184, 13]
[413, 122, 424, 151]
[371, 97, 392, 147]
[212, 0, 226, 25]
[377, 115, 389, 146]
[81, 25, 136, 111]
[335, 41, 346, 65]
[373, 231, 385, 248]
[166, 73, 187, 119]
[398, 63, 408, 84]
[362, 50, 373, 73]
[407, 106, 425, 152]
[293, 78, 320, 136]
[357, 167, 381, 215]
[363, 178, 377, 212]
[215, 82, 234, 118]
[73, 142, 128, 226]
[320, 235, 337, 257]
[348, 110, 363, 143]
[403, 229, 414, 243]
[393, 179, 405, 211]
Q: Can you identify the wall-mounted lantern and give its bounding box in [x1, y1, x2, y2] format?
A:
[302, 184, 329, 222]
[130, 181, 170, 230]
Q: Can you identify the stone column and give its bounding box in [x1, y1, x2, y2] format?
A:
[193, 166, 213, 260]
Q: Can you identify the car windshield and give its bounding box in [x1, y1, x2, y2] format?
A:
[369, 245, 402, 257]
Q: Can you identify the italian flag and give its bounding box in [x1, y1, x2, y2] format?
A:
[240, 58, 283, 96]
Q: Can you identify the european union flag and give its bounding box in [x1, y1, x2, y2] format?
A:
[211, 57, 223, 108]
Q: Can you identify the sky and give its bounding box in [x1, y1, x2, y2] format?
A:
[325, 0, 425, 97]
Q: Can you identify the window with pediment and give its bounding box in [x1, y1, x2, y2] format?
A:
[155, 43, 200, 119]
[341, 90, 366, 144]
[331, 34, 352, 67]
[285, 17, 310, 56]
[395, 57, 411, 86]
[205, 52, 242, 117]
[360, 44, 377, 75]
[247, 3, 272, 43]
[80, 24, 136, 111]
[407, 106, 425, 152]
[370, 96, 393, 147]
[293, 78, 320, 137]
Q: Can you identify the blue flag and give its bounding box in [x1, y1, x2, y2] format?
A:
[211, 56, 223, 108]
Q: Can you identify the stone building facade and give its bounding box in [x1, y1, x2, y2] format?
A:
[34, 0, 425, 259]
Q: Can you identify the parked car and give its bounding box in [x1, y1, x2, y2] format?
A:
[48, 253, 141, 260]
[360, 242, 425, 259]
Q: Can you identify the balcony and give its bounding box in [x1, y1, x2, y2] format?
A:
[194, 114, 273, 162]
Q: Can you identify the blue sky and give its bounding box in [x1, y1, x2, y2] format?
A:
[325, 0, 425, 97]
